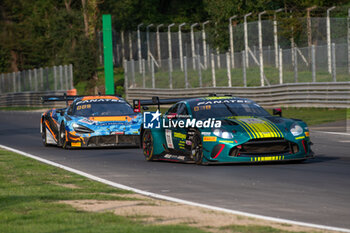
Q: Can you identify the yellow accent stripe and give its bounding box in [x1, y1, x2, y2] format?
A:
[233, 120, 254, 139]
[263, 118, 283, 138]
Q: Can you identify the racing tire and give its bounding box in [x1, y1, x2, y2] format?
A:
[191, 130, 204, 165]
[41, 120, 48, 147]
[59, 124, 70, 149]
[142, 130, 154, 161]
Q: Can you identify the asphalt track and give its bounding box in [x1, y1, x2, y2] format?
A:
[0, 111, 350, 230]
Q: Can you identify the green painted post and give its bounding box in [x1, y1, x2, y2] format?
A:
[102, 14, 114, 95]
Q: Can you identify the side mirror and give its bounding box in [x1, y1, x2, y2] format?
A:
[166, 113, 177, 119]
[273, 108, 282, 117]
[56, 109, 65, 116]
[133, 100, 141, 113]
[142, 106, 149, 111]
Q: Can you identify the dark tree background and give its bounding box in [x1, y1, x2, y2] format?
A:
[0, 0, 348, 84]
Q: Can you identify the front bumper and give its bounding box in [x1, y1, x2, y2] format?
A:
[67, 132, 140, 148]
[202, 137, 313, 163]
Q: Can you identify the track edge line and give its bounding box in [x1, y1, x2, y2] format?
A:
[1, 144, 349, 233]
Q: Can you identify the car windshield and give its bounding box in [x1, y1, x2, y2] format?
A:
[190, 100, 270, 119]
[72, 101, 135, 117]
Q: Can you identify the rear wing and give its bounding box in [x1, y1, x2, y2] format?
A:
[41, 94, 122, 106]
[132, 96, 188, 112]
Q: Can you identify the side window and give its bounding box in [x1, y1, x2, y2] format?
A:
[177, 103, 188, 116]
[167, 104, 179, 114]
[67, 104, 73, 115]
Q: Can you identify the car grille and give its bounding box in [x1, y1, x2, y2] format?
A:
[230, 138, 299, 157]
[88, 135, 139, 146]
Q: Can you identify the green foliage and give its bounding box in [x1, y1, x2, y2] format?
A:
[0, 149, 206, 233]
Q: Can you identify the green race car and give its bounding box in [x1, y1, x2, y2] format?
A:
[139, 96, 314, 165]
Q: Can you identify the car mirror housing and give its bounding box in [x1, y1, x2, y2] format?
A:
[273, 108, 282, 117]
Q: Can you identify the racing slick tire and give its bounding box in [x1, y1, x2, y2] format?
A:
[191, 130, 204, 165]
[59, 123, 70, 149]
[142, 130, 154, 161]
[41, 120, 48, 147]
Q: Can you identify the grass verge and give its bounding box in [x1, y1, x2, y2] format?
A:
[0, 149, 205, 233]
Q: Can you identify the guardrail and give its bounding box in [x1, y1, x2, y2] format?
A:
[0, 91, 67, 108]
[126, 82, 350, 108]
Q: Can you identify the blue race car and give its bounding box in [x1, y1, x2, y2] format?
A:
[41, 95, 142, 148]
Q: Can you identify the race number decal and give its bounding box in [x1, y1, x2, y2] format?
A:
[165, 129, 174, 149]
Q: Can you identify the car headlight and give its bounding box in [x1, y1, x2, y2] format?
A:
[212, 128, 233, 139]
[72, 123, 94, 134]
[290, 123, 303, 136]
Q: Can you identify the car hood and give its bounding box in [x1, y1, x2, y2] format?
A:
[71, 114, 142, 127]
[219, 116, 302, 139]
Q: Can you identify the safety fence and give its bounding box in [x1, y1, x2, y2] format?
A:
[99, 16, 350, 72]
[126, 82, 350, 108]
[0, 64, 73, 94]
[124, 42, 349, 89]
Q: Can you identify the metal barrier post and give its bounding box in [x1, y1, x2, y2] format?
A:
[34, 69, 38, 91]
[259, 11, 266, 86]
[327, 7, 336, 74]
[13, 72, 16, 92]
[131, 59, 135, 87]
[124, 59, 128, 90]
[40, 67, 44, 90]
[69, 64, 73, 89]
[226, 52, 232, 87]
[203, 21, 210, 69]
[244, 13, 252, 68]
[64, 65, 68, 90]
[179, 23, 186, 71]
[168, 58, 173, 89]
[197, 54, 202, 87]
[142, 59, 146, 88]
[151, 59, 155, 88]
[184, 56, 188, 88]
[294, 47, 298, 83]
[332, 43, 336, 82]
[242, 51, 247, 87]
[53, 66, 57, 90]
[279, 48, 283, 84]
[59, 65, 63, 91]
[311, 45, 316, 82]
[137, 23, 143, 73]
[17, 71, 21, 92]
[211, 53, 216, 87]
[28, 70, 32, 91]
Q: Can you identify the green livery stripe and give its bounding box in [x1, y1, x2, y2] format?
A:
[233, 117, 284, 139]
[262, 118, 283, 138]
[233, 120, 254, 139]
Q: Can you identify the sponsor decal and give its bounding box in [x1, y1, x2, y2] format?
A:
[174, 132, 186, 140]
[165, 129, 174, 149]
[305, 131, 310, 137]
[203, 136, 217, 142]
[76, 98, 124, 105]
[164, 154, 185, 160]
[219, 140, 234, 143]
[196, 99, 252, 106]
[201, 132, 211, 136]
[295, 136, 305, 140]
[143, 110, 161, 129]
[71, 142, 81, 147]
[251, 156, 285, 162]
